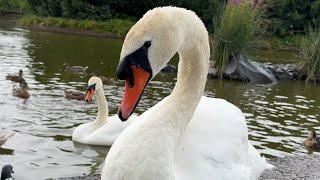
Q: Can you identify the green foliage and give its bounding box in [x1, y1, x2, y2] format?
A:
[213, 1, 260, 77]
[24, 0, 226, 31]
[20, 15, 135, 37]
[110, 0, 226, 30]
[265, 0, 320, 37]
[298, 31, 320, 82]
[0, 0, 9, 13]
[0, 0, 30, 13]
[27, 0, 111, 20]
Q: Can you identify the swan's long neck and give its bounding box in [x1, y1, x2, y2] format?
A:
[94, 88, 108, 126]
[163, 46, 209, 144]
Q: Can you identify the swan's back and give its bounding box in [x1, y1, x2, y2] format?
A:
[174, 96, 271, 180]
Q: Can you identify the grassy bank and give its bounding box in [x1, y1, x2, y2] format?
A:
[256, 36, 301, 51]
[20, 15, 135, 38]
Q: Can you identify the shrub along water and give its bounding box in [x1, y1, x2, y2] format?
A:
[20, 15, 135, 37]
[25, 0, 226, 31]
[212, 0, 261, 77]
[264, 0, 320, 37]
[298, 31, 320, 82]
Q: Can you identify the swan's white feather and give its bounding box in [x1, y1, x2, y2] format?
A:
[138, 96, 271, 180]
[174, 96, 271, 180]
[72, 115, 137, 146]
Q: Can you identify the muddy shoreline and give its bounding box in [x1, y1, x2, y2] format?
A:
[20, 25, 123, 39]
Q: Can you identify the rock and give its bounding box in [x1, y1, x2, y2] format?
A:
[222, 54, 278, 84]
[208, 66, 217, 78]
[264, 63, 300, 80]
[161, 64, 177, 73]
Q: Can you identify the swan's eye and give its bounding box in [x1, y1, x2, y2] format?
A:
[143, 41, 151, 49]
[86, 83, 96, 90]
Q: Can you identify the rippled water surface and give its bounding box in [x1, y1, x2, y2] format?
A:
[1, 16, 320, 179]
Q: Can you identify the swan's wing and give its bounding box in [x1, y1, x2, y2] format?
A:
[174, 96, 270, 180]
[82, 115, 138, 146]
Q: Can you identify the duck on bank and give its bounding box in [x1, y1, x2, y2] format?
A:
[303, 130, 320, 149]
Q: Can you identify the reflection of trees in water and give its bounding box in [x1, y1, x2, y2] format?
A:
[73, 142, 109, 174]
[206, 79, 320, 157]
[24, 31, 123, 85]
[0, 147, 14, 155]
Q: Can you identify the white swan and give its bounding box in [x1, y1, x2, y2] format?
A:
[102, 7, 272, 180]
[72, 76, 136, 146]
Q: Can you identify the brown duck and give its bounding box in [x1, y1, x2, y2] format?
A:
[12, 80, 30, 99]
[65, 90, 85, 100]
[303, 130, 320, 149]
[6, 69, 25, 83]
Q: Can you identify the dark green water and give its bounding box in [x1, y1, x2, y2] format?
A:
[1, 17, 320, 179]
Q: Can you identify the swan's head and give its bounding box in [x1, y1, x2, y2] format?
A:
[85, 76, 103, 102]
[116, 7, 189, 121]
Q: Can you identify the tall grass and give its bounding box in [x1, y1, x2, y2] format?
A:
[298, 31, 320, 82]
[213, 1, 261, 77]
[20, 15, 135, 37]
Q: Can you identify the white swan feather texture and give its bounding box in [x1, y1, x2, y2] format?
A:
[72, 76, 137, 146]
[102, 6, 272, 180]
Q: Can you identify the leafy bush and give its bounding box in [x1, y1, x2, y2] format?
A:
[265, 0, 320, 37]
[0, 0, 30, 13]
[213, 0, 261, 76]
[24, 0, 226, 31]
[27, 0, 112, 20]
[298, 31, 320, 82]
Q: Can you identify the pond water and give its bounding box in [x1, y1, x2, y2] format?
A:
[1, 17, 320, 179]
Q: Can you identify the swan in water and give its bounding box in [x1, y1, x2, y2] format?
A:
[102, 7, 272, 180]
[72, 76, 137, 146]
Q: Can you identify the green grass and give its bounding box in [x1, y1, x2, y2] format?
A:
[212, 1, 261, 77]
[256, 36, 302, 50]
[19, 15, 135, 37]
[298, 31, 320, 82]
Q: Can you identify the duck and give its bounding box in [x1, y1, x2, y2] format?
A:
[303, 130, 320, 148]
[65, 64, 87, 75]
[99, 76, 112, 85]
[12, 80, 30, 99]
[102, 7, 271, 180]
[64, 90, 85, 100]
[72, 76, 137, 146]
[6, 69, 25, 83]
[0, 132, 14, 146]
[1, 165, 14, 180]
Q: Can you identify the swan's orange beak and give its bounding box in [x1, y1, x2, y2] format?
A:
[85, 89, 95, 102]
[119, 66, 151, 121]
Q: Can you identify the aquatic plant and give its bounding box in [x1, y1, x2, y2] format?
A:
[212, 0, 261, 77]
[298, 31, 320, 82]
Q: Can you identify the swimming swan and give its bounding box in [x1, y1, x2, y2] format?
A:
[72, 76, 136, 146]
[102, 7, 272, 180]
